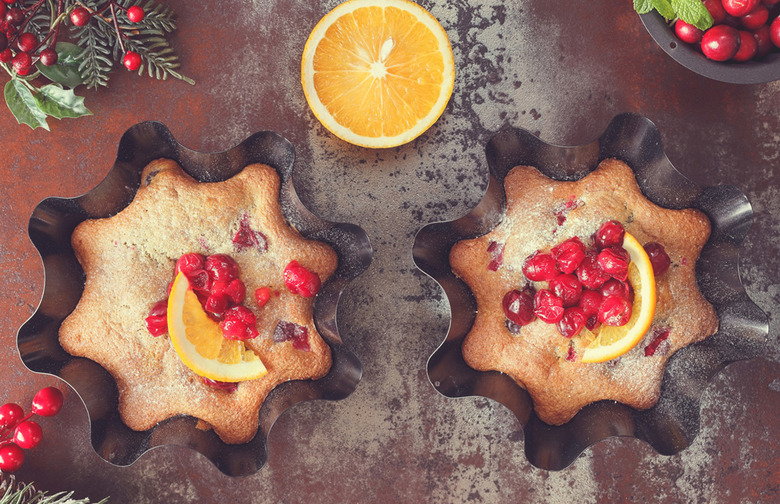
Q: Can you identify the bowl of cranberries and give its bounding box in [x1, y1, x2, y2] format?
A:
[640, 0, 780, 83]
[413, 112, 768, 470]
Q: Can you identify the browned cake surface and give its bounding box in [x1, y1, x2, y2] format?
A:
[450, 159, 718, 425]
[59, 159, 337, 444]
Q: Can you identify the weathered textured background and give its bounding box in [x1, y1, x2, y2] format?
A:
[1, 1, 777, 502]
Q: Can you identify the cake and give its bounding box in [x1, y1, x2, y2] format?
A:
[59, 159, 337, 444]
[450, 158, 718, 425]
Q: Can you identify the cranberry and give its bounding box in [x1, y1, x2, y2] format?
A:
[522, 252, 559, 282]
[255, 287, 271, 307]
[501, 288, 535, 326]
[598, 294, 633, 327]
[741, 4, 769, 29]
[565, 344, 577, 362]
[577, 289, 603, 318]
[273, 320, 311, 351]
[226, 305, 256, 326]
[127, 5, 145, 23]
[31, 387, 63, 417]
[734, 29, 759, 60]
[16, 32, 36, 53]
[283, 260, 322, 297]
[675, 19, 704, 44]
[223, 279, 245, 304]
[551, 236, 586, 274]
[220, 318, 249, 340]
[644, 242, 671, 276]
[703, 0, 729, 24]
[205, 293, 229, 316]
[486, 241, 505, 271]
[13, 420, 42, 449]
[771, 17, 780, 48]
[556, 307, 587, 338]
[233, 214, 268, 253]
[597, 247, 630, 281]
[0, 403, 24, 429]
[205, 254, 239, 283]
[600, 278, 634, 302]
[144, 300, 168, 336]
[702, 24, 742, 61]
[123, 51, 141, 71]
[0, 443, 24, 472]
[201, 377, 238, 392]
[11, 51, 31, 73]
[176, 253, 206, 276]
[70, 7, 91, 27]
[549, 273, 582, 307]
[0, 48, 10, 63]
[5, 7, 23, 26]
[39, 47, 58, 66]
[753, 25, 774, 58]
[645, 328, 671, 357]
[533, 289, 565, 324]
[722, 0, 760, 17]
[594, 220, 625, 249]
[576, 253, 611, 289]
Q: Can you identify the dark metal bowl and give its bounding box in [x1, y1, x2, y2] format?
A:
[413, 112, 769, 470]
[17, 122, 371, 477]
[640, 12, 780, 84]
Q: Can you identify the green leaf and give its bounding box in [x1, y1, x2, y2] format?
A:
[4, 80, 49, 131]
[35, 84, 92, 119]
[634, 0, 654, 14]
[650, 0, 676, 20]
[671, 0, 714, 30]
[36, 42, 87, 89]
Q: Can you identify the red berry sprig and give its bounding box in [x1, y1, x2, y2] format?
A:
[0, 386, 64, 473]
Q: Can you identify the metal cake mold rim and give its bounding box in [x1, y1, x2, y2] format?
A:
[16, 121, 371, 477]
[413, 112, 769, 470]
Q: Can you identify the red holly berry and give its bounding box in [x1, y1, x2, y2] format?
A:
[70, 6, 90, 27]
[127, 5, 145, 23]
[13, 420, 42, 449]
[0, 31, 7, 52]
[123, 51, 142, 71]
[0, 403, 24, 429]
[31, 387, 63, 417]
[0, 443, 24, 472]
[0, 48, 11, 63]
[283, 260, 322, 297]
[16, 32, 37, 53]
[11, 51, 32, 74]
[5, 7, 23, 26]
[39, 47, 58, 66]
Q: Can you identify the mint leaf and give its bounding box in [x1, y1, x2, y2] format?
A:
[634, 0, 654, 14]
[650, 0, 676, 20]
[4, 80, 49, 131]
[671, 0, 714, 30]
[35, 84, 91, 119]
[36, 42, 87, 89]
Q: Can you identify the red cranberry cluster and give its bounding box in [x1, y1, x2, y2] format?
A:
[500, 220, 671, 340]
[674, 0, 780, 62]
[0, 1, 145, 74]
[0, 387, 63, 472]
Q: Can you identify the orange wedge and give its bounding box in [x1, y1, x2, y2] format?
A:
[580, 232, 657, 363]
[301, 0, 455, 148]
[167, 272, 267, 382]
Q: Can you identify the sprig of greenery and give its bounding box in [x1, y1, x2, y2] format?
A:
[633, 0, 714, 31]
[0, 473, 109, 504]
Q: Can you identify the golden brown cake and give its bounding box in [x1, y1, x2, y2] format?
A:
[59, 159, 337, 444]
[450, 158, 718, 425]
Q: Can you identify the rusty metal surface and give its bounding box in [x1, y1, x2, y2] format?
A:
[0, 1, 777, 502]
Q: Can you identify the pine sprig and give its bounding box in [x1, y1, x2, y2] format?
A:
[74, 21, 113, 89]
[0, 473, 109, 504]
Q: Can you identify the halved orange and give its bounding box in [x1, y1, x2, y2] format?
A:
[301, 0, 455, 148]
[580, 232, 657, 363]
[167, 272, 267, 382]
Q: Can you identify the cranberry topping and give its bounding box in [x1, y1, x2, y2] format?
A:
[599, 278, 633, 303]
[577, 289, 603, 319]
[551, 236, 586, 274]
[594, 220, 625, 249]
[523, 252, 559, 282]
[175, 253, 206, 276]
[220, 306, 259, 341]
[205, 293, 230, 317]
[533, 289, 565, 324]
[549, 274, 582, 307]
[205, 254, 239, 283]
[553, 195, 580, 225]
[486, 241, 505, 271]
[644, 242, 671, 276]
[598, 295, 633, 327]
[597, 247, 630, 281]
[283, 260, 321, 297]
[502, 288, 535, 326]
[273, 320, 311, 351]
[644, 328, 671, 357]
[557, 307, 586, 338]
[201, 377, 238, 392]
[255, 287, 271, 307]
[233, 214, 268, 253]
[576, 253, 610, 289]
[565, 344, 577, 362]
[145, 300, 168, 336]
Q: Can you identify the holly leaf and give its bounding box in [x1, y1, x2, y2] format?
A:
[671, 0, 714, 30]
[36, 42, 87, 89]
[4, 80, 49, 131]
[34, 84, 92, 119]
[649, 0, 676, 20]
[633, 0, 654, 14]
